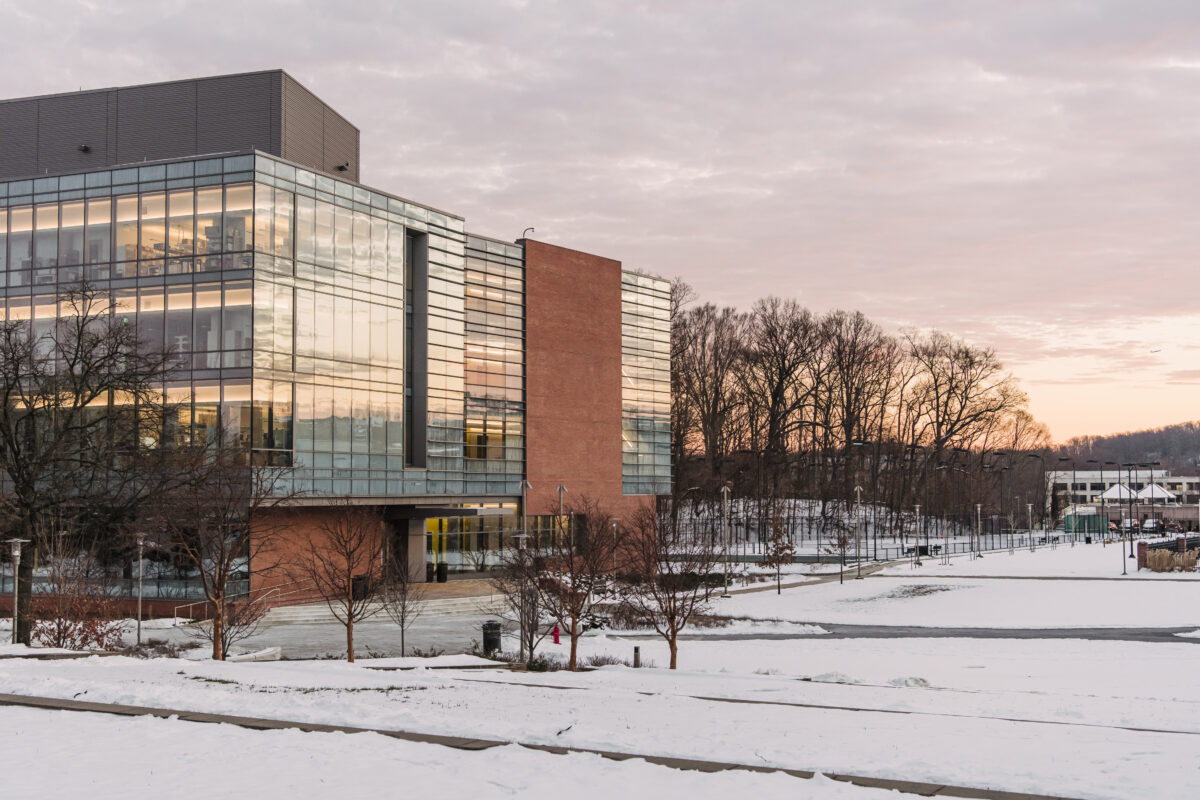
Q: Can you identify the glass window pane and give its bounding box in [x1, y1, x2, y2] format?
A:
[139, 192, 165, 260]
[195, 187, 222, 254]
[115, 196, 138, 262]
[315, 200, 334, 267]
[0, 208, 6, 271]
[273, 190, 293, 259]
[313, 384, 333, 451]
[222, 383, 251, 448]
[272, 382, 293, 451]
[34, 203, 58, 269]
[138, 287, 164, 352]
[58, 201, 85, 267]
[224, 184, 252, 252]
[223, 282, 252, 351]
[272, 283, 293, 363]
[193, 285, 222, 369]
[334, 295, 353, 361]
[168, 189, 194, 257]
[352, 211, 370, 272]
[295, 195, 315, 263]
[8, 206, 32, 271]
[85, 199, 111, 265]
[165, 286, 192, 359]
[387, 222, 404, 282]
[254, 184, 272, 253]
[334, 206, 352, 268]
[315, 291, 334, 360]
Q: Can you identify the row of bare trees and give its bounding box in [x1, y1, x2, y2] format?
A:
[671, 281, 1053, 535]
[490, 497, 721, 671]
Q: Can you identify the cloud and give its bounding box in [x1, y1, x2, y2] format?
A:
[3, 0, 1200, 439]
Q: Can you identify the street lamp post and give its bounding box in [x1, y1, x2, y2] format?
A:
[609, 518, 619, 573]
[720, 483, 731, 597]
[1121, 462, 1137, 568]
[975, 503, 983, 559]
[6, 538, 30, 645]
[136, 532, 147, 647]
[854, 485, 863, 578]
[1026, 502, 1033, 550]
[557, 484, 567, 542]
[914, 503, 921, 567]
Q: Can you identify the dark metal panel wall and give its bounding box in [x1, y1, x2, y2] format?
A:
[0, 71, 358, 181]
[115, 80, 199, 165]
[281, 74, 325, 176]
[281, 73, 360, 182]
[196, 72, 277, 158]
[0, 100, 40, 178]
[37, 91, 111, 174]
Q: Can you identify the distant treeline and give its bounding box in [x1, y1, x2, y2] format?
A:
[1061, 421, 1200, 474]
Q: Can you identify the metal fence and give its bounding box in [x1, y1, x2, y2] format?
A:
[0, 574, 236, 601]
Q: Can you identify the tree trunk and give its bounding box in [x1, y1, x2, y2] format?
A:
[211, 601, 224, 661]
[668, 633, 678, 669]
[776, 566, 781, 594]
[568, 617, 579, 671]
[400, 625, 406, 658]
[347, 616, 355, 662]
[15, 548, 34, 645]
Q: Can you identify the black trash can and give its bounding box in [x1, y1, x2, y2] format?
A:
[351, 574, 369, 600]
[482, 620, 502, 654]
[916, 545, 930, 557]
[1085, 536, 1092, 544]
[425, 562, 435, 583]
[436, 561, 449, 583]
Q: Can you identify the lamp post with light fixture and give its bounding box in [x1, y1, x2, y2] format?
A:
[7, 538, 30, 645]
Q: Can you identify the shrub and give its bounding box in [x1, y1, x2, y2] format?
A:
[1145, 549, 1199, 572]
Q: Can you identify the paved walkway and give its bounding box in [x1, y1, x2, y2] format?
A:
[0, 691, 1080, 800]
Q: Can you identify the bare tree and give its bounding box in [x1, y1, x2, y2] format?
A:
[157, 443, 292, 660]
[674, 303, 747, 490]
[379, 551, 428, 658]
[760, 508, 795, 594]
[287, 501, 385, 662]
[30, 523, 124, 651]
[490, 544, 550, 663]
[495, 496, 621, 670]
[618, 504, 719, 670]
[0, 284, 173, 644]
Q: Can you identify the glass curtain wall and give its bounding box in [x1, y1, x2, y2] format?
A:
[620, 271, 672, 495]
[463, 235, 525, 496]
[0, 152, 482, 501]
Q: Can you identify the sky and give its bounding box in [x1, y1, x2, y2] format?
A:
[1, 0, 1198, 442]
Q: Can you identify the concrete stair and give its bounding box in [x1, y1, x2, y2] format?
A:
[260, 594, 505, 626]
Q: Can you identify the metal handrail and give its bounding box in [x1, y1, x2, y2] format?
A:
[172, 575, 318, 625]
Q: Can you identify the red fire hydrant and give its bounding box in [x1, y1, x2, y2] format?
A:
[552, 624, 561, 644]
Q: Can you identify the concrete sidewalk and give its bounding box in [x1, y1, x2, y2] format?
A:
[0, 691, 1079, 800]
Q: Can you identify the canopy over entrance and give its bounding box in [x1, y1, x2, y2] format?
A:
[1099, 484, 1135, 500]
[1138, 483, 1176, 501]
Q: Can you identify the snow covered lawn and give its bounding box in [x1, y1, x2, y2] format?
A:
[3, 635, 1198, 800]
[877, 540, 1199, 580]
[717, 575, 1200, 627]
[1, 707, 886, 800]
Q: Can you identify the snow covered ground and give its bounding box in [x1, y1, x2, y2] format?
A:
[714, 542, 1200, 629]
[2, 707, 887, 800]
[2, 630, 1198, 799]
[3, 542, 1199, 798]
[877, 539, 1198, 580]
